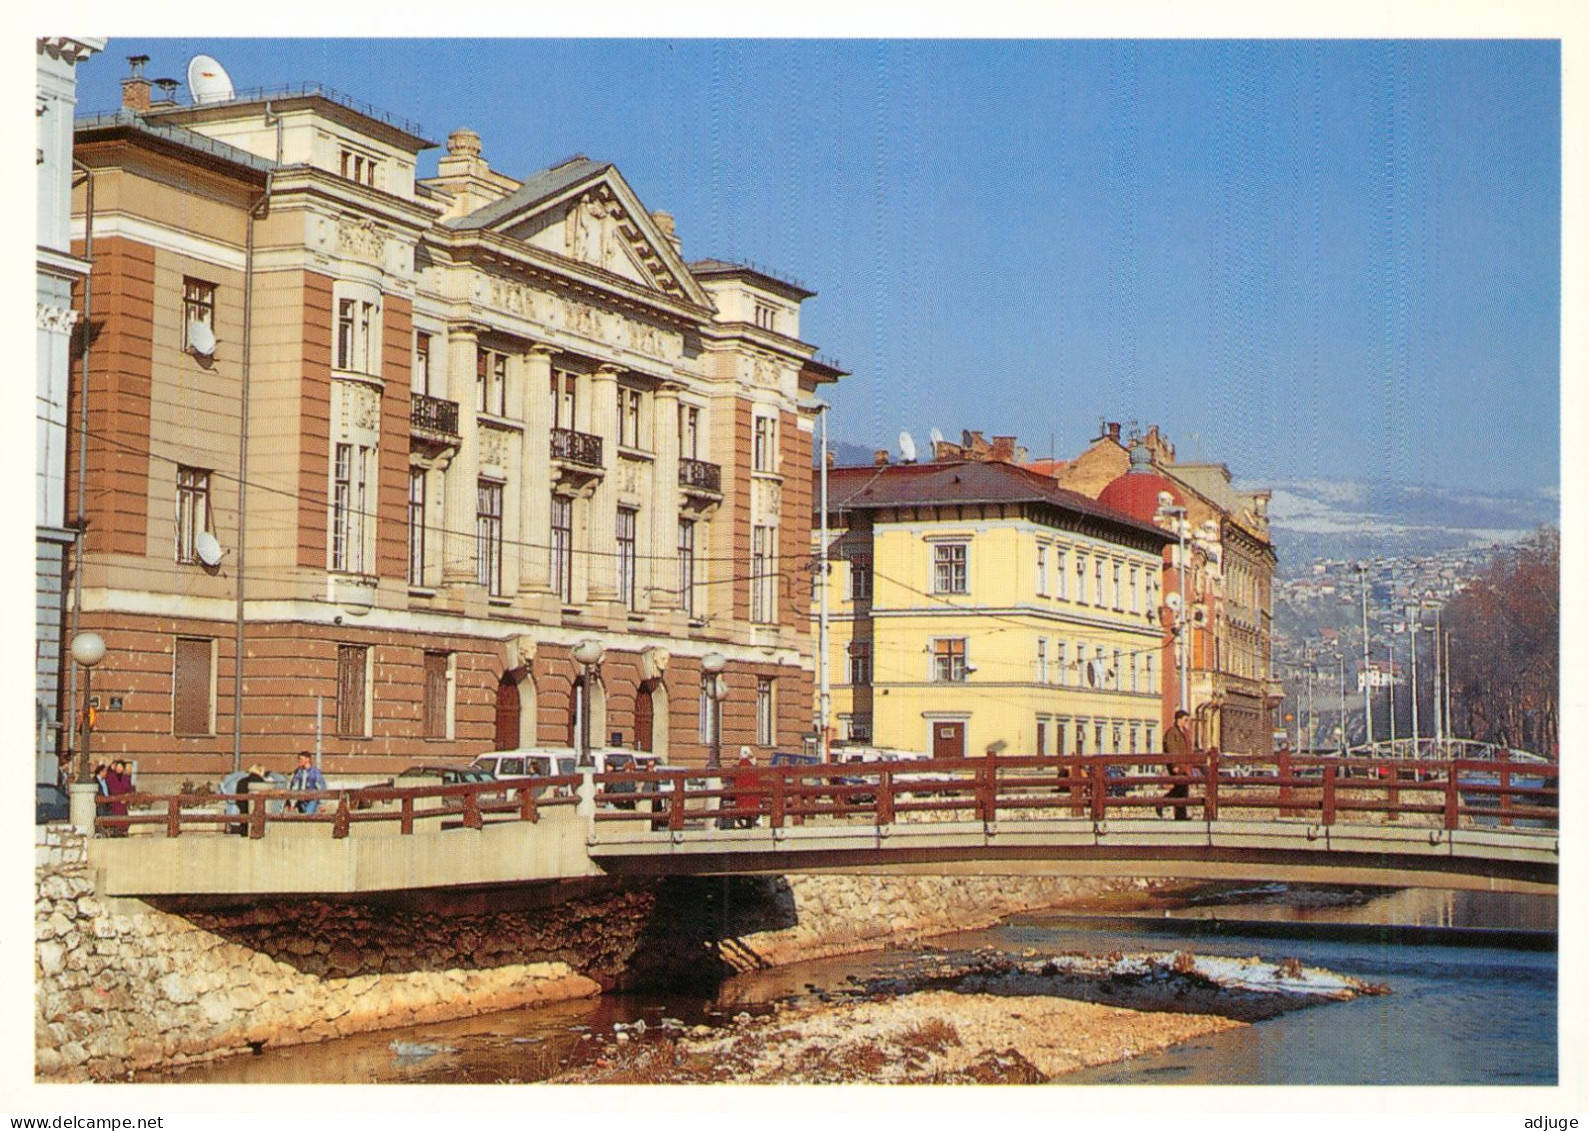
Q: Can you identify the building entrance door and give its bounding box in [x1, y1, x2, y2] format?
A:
[932, 721, 965, 760]
[494, 675, 520, 751]
[635, 681, 656, 752]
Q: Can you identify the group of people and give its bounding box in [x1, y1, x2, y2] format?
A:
[92, 759, 136, 836]
[223, 752, 328, 834]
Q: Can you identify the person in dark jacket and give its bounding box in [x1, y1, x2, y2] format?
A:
[232, 764, 267, 835]
[1162, 710, 1194, 820]
[104, 759, 135, 836]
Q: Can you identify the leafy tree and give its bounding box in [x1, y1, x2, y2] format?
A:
[1444, 528, 1558, 756]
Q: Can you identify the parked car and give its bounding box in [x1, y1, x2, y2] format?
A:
[470, 750, 579, 797]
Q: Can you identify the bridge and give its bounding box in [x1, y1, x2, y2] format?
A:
[80, 752, 1558, 900]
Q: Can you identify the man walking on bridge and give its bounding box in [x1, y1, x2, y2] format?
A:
[1162, 710, 1193, 821]
[289, 751, 328, 815]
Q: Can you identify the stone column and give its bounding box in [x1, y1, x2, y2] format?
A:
[441, 324, 482, 586]
[518, 345, 554, 596]
[585, 364, 621, 603]
[649, 382, 684, 612]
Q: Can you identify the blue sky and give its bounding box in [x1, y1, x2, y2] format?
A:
[75, 39, 1560, 492]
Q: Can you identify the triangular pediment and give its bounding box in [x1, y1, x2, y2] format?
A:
[456, 159, 710, 308]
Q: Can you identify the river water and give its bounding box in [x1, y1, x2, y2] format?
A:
[145, 886, 1555, 1086]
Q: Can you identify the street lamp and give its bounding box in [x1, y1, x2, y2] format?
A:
[572, 639, 604, 767]
[1159, 503, 1190, 714]
[1355, 561, 1373, 748]
[701, 651, 727, 769]
[70, 631, 106, 785]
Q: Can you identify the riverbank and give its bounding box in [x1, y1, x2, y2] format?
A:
[552, 949, 1384, 1084]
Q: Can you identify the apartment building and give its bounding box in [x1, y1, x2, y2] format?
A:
[817, 459, 1171, 760]
[65, 62, 841, 783]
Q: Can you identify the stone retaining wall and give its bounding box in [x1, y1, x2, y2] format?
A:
[36, 825, 1149, 1082]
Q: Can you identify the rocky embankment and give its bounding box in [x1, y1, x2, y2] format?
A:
[554, 949, 1388, 1084]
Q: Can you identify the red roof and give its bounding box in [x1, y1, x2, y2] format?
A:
[820, 460, 1171, 543]
[1098, 469, 1184, 523]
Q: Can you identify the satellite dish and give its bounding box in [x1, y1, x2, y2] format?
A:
[898, 430, 917, 463]
[1165, 592, 1184, 612]
[1086, 658, 1103, 687]
[187, 55, 235, 105]
[186, 319, 216, 357]
[929, 426, 944, 446]
[194, 531, 224, 569]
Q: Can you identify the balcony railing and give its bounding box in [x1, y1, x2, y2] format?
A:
[551, 427, 604, 469]
[410, 393, 459, 437]
[678, 457, 722, 494]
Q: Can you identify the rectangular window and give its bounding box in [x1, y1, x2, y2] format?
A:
[619, 386, 644, 449]
[476, 348, 507, 417]
[679, 405, 700, 459]
[1129, 564, 1140, 613]
[1130, 723, 1141, 755]
[1036, 544, 1048, 596]
[175, 466, 211, 564]
[616, 507, 638, 610]
[476, 479, 504, 595]
[933, 543, 968, 594]
[751, 525, 777, 624]
[1035, 718, 1048, 758]
[1055, 717, 1070, 757]
[1112, 648, 1123, 690]
[422, 651, 451, 740]
[1112, 722, 1124, 755]
[1036, 638, 1048, 684]
[1113, 561, 1124, 609]
[182, 279, 216, 352]
[336, 644, 369, 737]
[850, 556, 873, 601]
[336, 298, 378, 374]
[677, 518, 696, 617]
[550, 494, 573, 603]
[340, 148, 377, 187]
[932, 638, 967, 683]
[1130, 652, 1140, 693]
[1146, 654, 1157, 694]
[849, 642, 872, 685]
[752, 415, 777, 472]
[699, 684, 716, 745]
[407, 469, 426, 586]
[756, 677, 775, 746]
[1095, 559, 1105, 607]
[172, 636, 213, 736]
[413, 332, 432, 396]
[754, 301, 777, 331]
[551, 369, 579, 430]
[1094, 721, 1106, 754]
[1075, 553, 1089, 604]
[1055, 548, 1069, 599]
[1057, 641, 1069, 687]
[1075, 719, 1088, 756]
[331, 443, 372, 574]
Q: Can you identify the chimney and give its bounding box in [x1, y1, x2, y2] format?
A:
[121, 54, 152, 113]
[873, 449, 890, 466]
[651, 210, 683, 256]
[1105, 422, 1122, 443]
[152, 78, 180, 106]
[825, 450, 836, 470]
[989, 436, 1017, 463]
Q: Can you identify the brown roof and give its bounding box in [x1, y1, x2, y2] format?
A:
[820, 460, 1172, 543]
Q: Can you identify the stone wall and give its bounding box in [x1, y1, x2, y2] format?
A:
[36, 826, 1149, 1082]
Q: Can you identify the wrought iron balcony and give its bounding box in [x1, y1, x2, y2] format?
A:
[551, 427, 604, 469]
[410, 393, 459, 438]
[678, 456, 722, 494]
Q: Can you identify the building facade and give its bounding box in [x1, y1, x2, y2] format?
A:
[36, 36, 104, 793]
[65, 61, 841, 784]
[817, 459, 1171, 761]
[1051, 423, 1281, 754]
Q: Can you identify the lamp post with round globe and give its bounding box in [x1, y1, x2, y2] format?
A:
[701, 652, 727, 769]
[572, 640, 605, 767]
[68, 632, 106, 829]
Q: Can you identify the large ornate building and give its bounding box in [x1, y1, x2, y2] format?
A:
[1050, 423, 1281, 754]
[65, 60, 841, 784]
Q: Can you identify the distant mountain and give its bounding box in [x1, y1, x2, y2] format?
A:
[1258, 479, 1558, 572]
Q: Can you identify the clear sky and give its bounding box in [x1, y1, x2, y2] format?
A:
[74, 38, 1560, 492]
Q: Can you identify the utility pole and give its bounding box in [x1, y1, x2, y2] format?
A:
[1336, 651, 1347, 753]
[1387, 640, 1397, 752]
[1357, 561, 1373, 748]
[1409, 612, 1420, 756]
[1431, 601, 1444, 752]
[815, 400, 831, 763]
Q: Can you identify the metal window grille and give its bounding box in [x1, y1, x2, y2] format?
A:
[172, 636, 213, 736]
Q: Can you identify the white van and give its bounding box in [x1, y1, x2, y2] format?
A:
[469, 749, 578, 797]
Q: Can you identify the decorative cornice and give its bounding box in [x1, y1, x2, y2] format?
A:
[38, 38, 104, 65]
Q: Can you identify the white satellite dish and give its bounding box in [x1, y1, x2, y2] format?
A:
[929, 426, 944, 446]
[187, 55, 235, 105]
[898, 430, 917, 463]
[186, 319, 216, 357]
[1164, 592, 1184, 612]
[194, 531, 224, 569]
[1086, 658, 1104, 687]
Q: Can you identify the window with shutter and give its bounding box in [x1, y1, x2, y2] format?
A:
[172, 636, 213, 736]
[337, 645, 368, 736]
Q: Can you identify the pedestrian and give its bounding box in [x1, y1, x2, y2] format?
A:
[288, 750, 328, 815]
[733, 747, 762, 828]
[1161, 709, 1194, 821]
[92, 762, 110, 834]
[233, 763, 267, 835]
[105, 759, 135, 836]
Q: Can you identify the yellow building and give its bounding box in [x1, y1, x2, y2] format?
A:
[817, 459, 1172, 760]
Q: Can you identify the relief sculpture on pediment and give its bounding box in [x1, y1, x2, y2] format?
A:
[337, 217, 386, 264]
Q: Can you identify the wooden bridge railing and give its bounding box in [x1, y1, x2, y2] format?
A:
[88, 753, 1558, 840]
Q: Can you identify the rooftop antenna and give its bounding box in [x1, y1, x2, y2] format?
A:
[898, 430, 917, 464]
[152, 78, 180, 104]
[187, 54, 235, 105]
[126, 55, 150, 78]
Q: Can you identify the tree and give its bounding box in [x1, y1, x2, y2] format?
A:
[1444, 527, 1558, 756]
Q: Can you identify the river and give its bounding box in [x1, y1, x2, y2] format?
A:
[142, 885, 1555, 1086]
